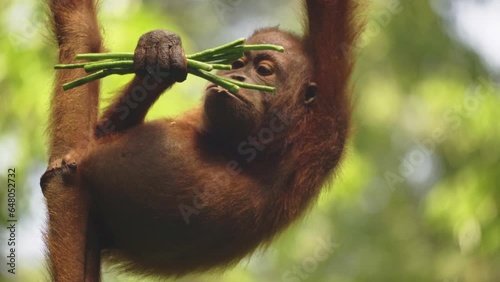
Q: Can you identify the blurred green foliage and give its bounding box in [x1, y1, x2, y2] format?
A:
[0, 0, 499, 281]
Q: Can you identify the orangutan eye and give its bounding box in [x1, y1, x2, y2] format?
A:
[231, 59, 245, 69]
[256, 63, 274, 76]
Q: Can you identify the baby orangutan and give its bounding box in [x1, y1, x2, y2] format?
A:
[42, 0, 363, 280]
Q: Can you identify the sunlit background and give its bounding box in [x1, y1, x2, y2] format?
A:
[0, 0, 499, 281]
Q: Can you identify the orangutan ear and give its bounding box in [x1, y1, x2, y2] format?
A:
[304, 82, 317, 105]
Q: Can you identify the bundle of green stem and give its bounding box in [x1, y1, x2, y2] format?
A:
[55, 38, 284, 94]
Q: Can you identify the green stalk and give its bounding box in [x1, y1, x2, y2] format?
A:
[186, 59, 213, 71]
[208, 53, 245, 64]
[54, 62, 87, 69]
[190, 44, 284, 62]
[188, 68, 240, 94]
[62, 71, 108, 90]
[75, 52, 134, 60]
[239, 45, 285, 52]
[189, 68, 275, 93]
[84, 60, 134, 72]
[221, 77, 276, 92]
[193, 50, 243, 62]
[187, 38, 245, 59]
[57, 39, 285, 92]
[62, 68, 132, 90]
[211, 64, 232, 70]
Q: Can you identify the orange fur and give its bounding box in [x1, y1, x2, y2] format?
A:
[43, 0, 364, 280]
